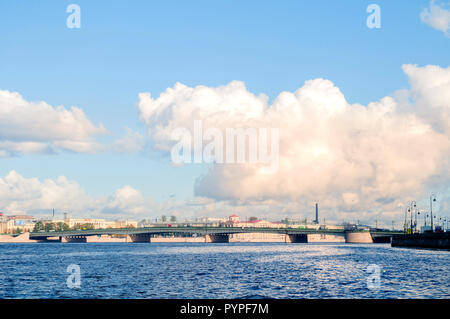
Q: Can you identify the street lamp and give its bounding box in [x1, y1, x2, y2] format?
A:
[430, 194, 436, 233]
[409, 201, 416, 234]
[404, 206, 408, 233]
[417, 211, 420, 233]
[406, 207, 411, 233]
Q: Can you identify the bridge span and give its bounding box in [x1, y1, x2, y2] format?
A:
[29, 226, 401, 244]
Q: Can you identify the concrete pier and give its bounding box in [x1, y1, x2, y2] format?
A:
[60, 236, 87, 243]
[205, 234, 229, 243]
[129, 233, 151, 243]
[345, 231, 373, 243]
[285, 234, 308, 243]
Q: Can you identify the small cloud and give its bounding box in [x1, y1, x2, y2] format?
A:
[420, 0, 450, 36]
[112, 127, 147, 153]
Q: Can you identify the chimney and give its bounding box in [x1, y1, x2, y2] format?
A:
[315, 203, 319, 224]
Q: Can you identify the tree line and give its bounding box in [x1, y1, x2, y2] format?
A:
[33, 221, 96, 232]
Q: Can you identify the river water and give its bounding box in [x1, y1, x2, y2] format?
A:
[0, 242, 448, 298]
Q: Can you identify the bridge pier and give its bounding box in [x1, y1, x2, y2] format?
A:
[344, 231, 373, 243]
[371, 235, 391, 243]
[60, 236, 87, 243]
[285, 234, 308, 243]
[129, 233, 151, 243]
[205, 234, 229, 243]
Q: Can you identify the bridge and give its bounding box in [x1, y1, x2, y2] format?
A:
[29, 226, 402, 243]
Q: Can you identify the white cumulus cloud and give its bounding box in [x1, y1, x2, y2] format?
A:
[0, 171, 150, 218]
[137, 64, 450, 218]
[0, 90, 106, 156]
[420, 0, 450, 36]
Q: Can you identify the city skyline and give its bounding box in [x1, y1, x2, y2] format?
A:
[1, 1, 450, 228]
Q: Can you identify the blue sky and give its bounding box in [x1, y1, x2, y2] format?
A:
[0, 0, 449, 223]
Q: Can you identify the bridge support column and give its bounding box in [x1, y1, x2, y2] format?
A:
[371, 235, 391, 243]
[205, 234, 229, 243]
[129, 233, 151, 243]
[345, 231, 373, 243]
[61, 236, 87, 243]
[285, 234, 307, 243]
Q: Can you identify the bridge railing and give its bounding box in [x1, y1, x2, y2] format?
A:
[29, 226, 402, 238]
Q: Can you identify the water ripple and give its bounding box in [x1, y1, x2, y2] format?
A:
[0, 242, 448, 298]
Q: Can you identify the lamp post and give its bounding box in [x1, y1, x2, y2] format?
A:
[409, 201, 416, 234]
[415, 211, 420, 234]
[416, 211, 420, 233]
[404, 206, 408, 234]
[430, 194, 436, 233]
[406, 207, 411, 233]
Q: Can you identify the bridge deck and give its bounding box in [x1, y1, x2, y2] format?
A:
[29, 227, 401, 239]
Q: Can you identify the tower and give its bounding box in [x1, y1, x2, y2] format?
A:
[315, 203, 319, 224]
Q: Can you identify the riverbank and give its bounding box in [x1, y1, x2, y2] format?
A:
[392, 232, 450, 250]
[0, 233, 38, 243]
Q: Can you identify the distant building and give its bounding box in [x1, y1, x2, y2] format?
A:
[0, 217, 14, 234]
[41, 216, 138, 229]
[0, 215, 35, 233]
[221, 215, 286, 228]
[218, 215, 287, 242]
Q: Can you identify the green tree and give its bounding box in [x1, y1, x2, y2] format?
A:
[44, 222, 56, 232]
[161, 215, 167, 222]
[55, 222, 69, 231]
[33, 221, 45, 232]
[170, 216, 176, 222]
[249, 217, 258, 221]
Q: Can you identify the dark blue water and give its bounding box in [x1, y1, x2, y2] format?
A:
[0, 243, 448, 298]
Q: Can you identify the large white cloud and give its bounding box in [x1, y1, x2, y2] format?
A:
[420, 0, 450, 36]
[0, 170, 438, 228]
[102, 185, 148, 215]
[137, 64, 450, 218]
[0, 171, 150, 218]
[0, 90, 106, 156]
[0, 170, 92, 214]
[0, 170, 249, 223]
